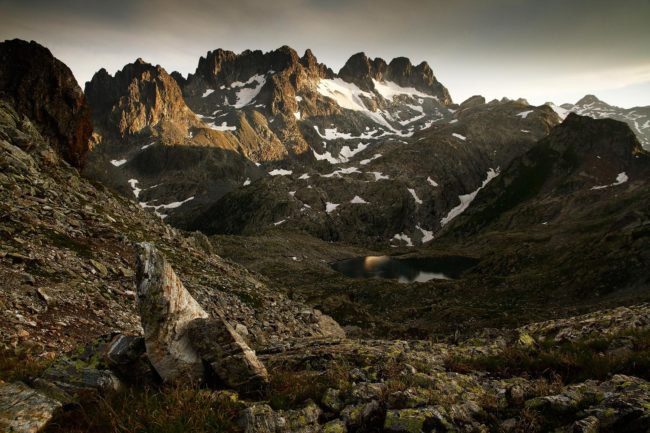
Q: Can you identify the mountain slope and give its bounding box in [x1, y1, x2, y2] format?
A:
[190, 98, 560, 246]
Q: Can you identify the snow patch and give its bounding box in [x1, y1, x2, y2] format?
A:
[243, 178, 251, 186]
[591, 172, 629, 190]
[360, 154, 382, 165]
[369, 172, 389, 181]
[547, 103, 570, 120]
[317, 78, 372, 112]
[440, 168, 500, 227]
[326, 202, 339, 213]
[269, 169, 293, 176]
[139, 196, 195, 219]
[392, 233, 414, 247]
[127, 179, 141, 198]
[427, 177, 439, 187]
[452, 133, 466, 141]
[408, 188, 423, 204]
[232, 74, 267, 108]
[372, 79, 435, 101]
[206, 121, 237, 132]
[350, 196, 368, 204]
[202, 89, 215, 98]
[110, 159, 127, 167]
[416, 225, 434, 243]
[516, 110, 534, 119]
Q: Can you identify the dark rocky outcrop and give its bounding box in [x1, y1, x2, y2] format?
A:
[0, 39, 92, 168]
[549, 94, 650, 150]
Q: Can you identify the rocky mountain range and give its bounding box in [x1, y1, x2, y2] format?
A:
[0, 38, 649, 433]
[548, 94, 650, 150]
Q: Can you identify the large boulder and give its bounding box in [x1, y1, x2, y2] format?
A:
[0, 382, 62, 433]
[186, 317, 269, 395]
[135, 242, 209, 382]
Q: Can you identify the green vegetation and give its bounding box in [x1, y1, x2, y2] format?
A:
[267, 362, 351, 411]
[446, 329, 650, 383]
[44, 386, 244, 433]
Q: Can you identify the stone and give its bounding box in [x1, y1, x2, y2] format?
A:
[322, 388, 344, 412]
[186, 317, 269, 395]
[323, 419, 347, 433]
[571, 416, 599, 433]
[341, 400, 383, 430]
[105, 334, 158, 384]
[384, 408, 432, 433]
[239, 404, 278, 433]
[135, 242, 209, 383]
[0, 382, 62, 433]
[41, 357, 122, 395]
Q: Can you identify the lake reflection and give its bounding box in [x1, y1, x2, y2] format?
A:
[331, 255, 478, 283]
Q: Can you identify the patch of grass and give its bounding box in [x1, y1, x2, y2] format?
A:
[445, 329, 650, 384]
[44, 385, 244, 433]
[267, 362, 351, 411]
[0, 349, 51, 383]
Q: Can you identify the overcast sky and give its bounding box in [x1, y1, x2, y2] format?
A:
[1, 0, 649, 107]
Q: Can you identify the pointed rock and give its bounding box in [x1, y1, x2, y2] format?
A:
[135, 242, 209, 382]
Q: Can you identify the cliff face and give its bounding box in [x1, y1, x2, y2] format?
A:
[0, 39, 92, 168]
[85, 58, 200, 142]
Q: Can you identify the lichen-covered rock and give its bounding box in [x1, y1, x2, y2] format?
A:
[341, 400, 384, 430]
[239, 404, 278, 433]
[135, 242, 209, 382]
[322, 419, 347, 433]
[238, 403, 321, 433]
[0, 382, 62, 433]
[186, 317, 269, 395]
[383, 406, 454, 433]
[41, 357, 122, 395]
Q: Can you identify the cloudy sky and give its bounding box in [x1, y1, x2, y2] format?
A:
[1, 0, 649, 107]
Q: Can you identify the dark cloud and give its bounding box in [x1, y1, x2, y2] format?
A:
[0, 0, 648, 106]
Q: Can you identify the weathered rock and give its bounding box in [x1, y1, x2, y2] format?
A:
[41, 357, 122, 395]
[239, 404, 278, 433]
[105, 334, 158, 384]
[238, 402, 321, 433]
[384, 406, 452, 433]
[186, 317, 269, 395]
[135, 242, 209, 382]
[0, 382, 62, 433]
[341, 400, 384, 430]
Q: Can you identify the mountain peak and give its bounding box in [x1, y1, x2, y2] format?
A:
[575, 94, 603, 106]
